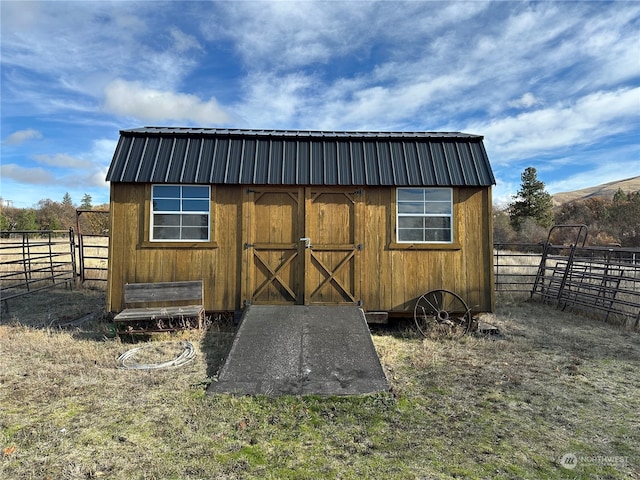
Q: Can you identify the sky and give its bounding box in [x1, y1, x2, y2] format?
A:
[1, 0, 639, 209]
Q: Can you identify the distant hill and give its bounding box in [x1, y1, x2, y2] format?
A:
[552, 176, 640, 206]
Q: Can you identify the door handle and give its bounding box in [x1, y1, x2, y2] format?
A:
[299, 237, 312, 248]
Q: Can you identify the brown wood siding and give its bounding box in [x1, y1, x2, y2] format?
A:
[107, 184, 494, 314]
[107, 183, 243, 312]
[359, 186, 494, 313]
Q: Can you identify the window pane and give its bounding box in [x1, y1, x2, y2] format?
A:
[398, 229, 424, 242]
[182, 227, 209, 240]
[398, 202, 424, 214]
[153, 199, 180, 211]
[425, 228, 451, 242]
[398, 217, 424, 229]
[182, 214, 208, 227]
[182, 186, 209, 198]
[182, 199, 209, 211]
[425, 202, 452, 214]
[153, 226, 181, 240]
[424, 217, 451, 229]
[154, 214, 180, 226]
[397, 189, 424, 201]
[424, 189, 451, 201]
[153, 185, 180, 198]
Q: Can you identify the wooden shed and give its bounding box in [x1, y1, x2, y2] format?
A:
[105, 127, 496, 316]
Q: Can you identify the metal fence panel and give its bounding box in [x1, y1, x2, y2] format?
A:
[0, 229, 76, 311]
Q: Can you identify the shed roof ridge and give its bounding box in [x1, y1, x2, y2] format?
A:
[121, 126, 483, 140]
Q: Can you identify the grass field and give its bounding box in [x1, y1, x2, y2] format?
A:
[0, 288, 638, 479]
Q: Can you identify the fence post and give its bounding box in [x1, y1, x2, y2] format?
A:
[555, 243, 577, 302]
[77, 231, 85, 285]
[47, 230, 56, 285]
[21, 232, 31, 290]
[69, 228, 79, 288]
[531, 241, 549, 299]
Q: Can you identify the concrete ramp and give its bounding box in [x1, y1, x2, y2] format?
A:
[208, 305, 389, 396]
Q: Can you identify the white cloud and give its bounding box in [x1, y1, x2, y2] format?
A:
[508, 93, 541, 109]
[492, 179, 521, 208]
[220, 1, 640, 137]
[211, 1, 490, 69]
[63, 138, 116, 189]
[33, 153, 93, 169]
[233, 73, 316, 127]
[103, 79, 233, 124]
[0, 163, 54, 184]
[0, 1, 204, 117]
[0, 137, 116, 196]
[169, 27, 203, 54]
[3, 129, 43, 145]
[469, 87, 640, 162]
[91, 138, 119, 166]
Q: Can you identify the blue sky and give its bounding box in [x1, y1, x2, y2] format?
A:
[1, 0, 639, 209]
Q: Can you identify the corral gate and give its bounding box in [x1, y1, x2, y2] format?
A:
[76, 209, 109, 284]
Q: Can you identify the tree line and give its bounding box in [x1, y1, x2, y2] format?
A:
[0, 193, 109, 235]
[495, 167, 640, 247]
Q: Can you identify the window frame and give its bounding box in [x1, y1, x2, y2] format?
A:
[149, 184, 211, 243]
[394, 187, 457, 247]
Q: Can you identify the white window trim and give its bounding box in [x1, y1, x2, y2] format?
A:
[396, 187, 453, 244]
[150, 184, 211, 242]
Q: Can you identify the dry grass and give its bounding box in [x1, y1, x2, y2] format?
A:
[0, 288, 639, 479]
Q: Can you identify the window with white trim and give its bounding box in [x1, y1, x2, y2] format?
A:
[396, 188, 453, 243]
[151, 185, 210, 241]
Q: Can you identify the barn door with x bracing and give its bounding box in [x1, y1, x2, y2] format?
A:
[303, 188, 362, 305]
[244, 188, 305, 305]
[244, 187, 362, 306]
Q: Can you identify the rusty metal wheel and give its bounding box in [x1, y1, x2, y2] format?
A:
[413, 289, 472, 338]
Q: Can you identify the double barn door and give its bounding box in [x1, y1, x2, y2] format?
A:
[243, 187, 362, 305]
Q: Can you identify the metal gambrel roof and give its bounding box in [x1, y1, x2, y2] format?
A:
[105, 127, 496, 186]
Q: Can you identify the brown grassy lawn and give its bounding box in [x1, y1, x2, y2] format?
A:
[0, 288, 638, 479]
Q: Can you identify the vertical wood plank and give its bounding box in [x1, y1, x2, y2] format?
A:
[106, 183, 120, 312]
[354, 189, 363, 304]
[303, 187, 313, 305]
[486, 187, 495, 311]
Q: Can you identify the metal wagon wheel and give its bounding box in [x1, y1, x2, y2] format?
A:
[413, 289, 472, 338]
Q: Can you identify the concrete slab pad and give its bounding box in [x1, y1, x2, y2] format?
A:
[207, 305, 389, 396]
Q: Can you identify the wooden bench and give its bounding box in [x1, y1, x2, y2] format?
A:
[113, 281, 205, 335]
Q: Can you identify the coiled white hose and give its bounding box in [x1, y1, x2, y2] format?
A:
[116, 341, 196, 369]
